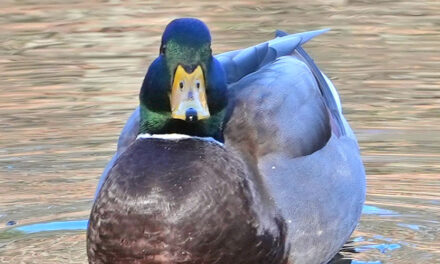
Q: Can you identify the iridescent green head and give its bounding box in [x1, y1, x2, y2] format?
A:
[139, 18, 228, 141]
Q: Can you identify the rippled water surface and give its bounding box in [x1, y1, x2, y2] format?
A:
[0, 0, 439, 263]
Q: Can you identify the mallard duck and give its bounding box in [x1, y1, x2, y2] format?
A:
[87, 18, 366, 264]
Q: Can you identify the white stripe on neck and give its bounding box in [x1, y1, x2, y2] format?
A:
[136, 133, 224, 146]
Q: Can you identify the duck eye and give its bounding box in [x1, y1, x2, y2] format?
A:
[196, 80, 200, 89]
[160, 45, 166, 55]
[179, 81, 184, 90]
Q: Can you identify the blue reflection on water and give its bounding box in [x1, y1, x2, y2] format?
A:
[356, 243, 401, 253]
[397, 223, 420, 231]
[362, 205, 397, 215]
[15, 220, 88, 233]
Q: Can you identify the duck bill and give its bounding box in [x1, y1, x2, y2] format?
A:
[170, 65, 210, 122]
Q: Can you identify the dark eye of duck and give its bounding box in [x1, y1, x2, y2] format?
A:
[160, 44, 166, 55]
[179, 81, 184, 90]
[196, 80, 200, 89]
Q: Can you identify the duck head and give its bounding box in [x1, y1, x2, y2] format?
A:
[139, 18, 228, 141]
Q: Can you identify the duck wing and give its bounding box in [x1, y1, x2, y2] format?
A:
[275, 29, 357, 141]
[224, 53, 365, 263]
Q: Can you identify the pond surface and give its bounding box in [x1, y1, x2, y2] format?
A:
[0, 0, 439, 263]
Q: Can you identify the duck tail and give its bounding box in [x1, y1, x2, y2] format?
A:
[215, 29, 329, 84]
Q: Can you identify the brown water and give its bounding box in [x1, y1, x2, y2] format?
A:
[0, 0, 439, 263]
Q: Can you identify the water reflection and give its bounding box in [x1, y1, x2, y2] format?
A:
[361, 205, 397, 216]
[0, 0, 439, 263]
[15, 220, 88, 234]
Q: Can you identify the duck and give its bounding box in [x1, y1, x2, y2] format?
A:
[87, 18, 366, 264]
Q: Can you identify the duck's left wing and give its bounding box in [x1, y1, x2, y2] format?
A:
[275, 30, 356, 141]
[224, 55, 331, 158]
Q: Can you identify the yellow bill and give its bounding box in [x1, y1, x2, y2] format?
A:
[170, 65, 210, 122]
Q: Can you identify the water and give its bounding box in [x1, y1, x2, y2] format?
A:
[0, 0, 439, 263]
